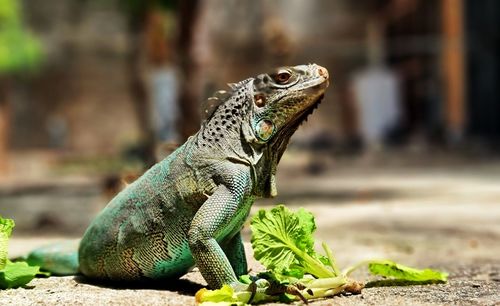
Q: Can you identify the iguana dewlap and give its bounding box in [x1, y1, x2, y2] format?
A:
[27, 64, 329, 289]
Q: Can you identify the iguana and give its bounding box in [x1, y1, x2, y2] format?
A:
[27, 64, 329, 290]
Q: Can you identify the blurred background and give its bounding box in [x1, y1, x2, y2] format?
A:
[1, 0, 500, 269]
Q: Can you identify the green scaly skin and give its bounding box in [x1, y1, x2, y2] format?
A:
[27, 64, 329, 289]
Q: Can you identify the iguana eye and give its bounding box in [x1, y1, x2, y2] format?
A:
[273, 70, 291, 84]
[254, 94, 266, 107]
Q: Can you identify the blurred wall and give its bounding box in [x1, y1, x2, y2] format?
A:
[5, 0, 499, 160]
[13, 0, 140, 154]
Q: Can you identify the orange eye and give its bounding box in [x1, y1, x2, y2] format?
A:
[273, 71, 291, 84]
[254, 94, 266, 107]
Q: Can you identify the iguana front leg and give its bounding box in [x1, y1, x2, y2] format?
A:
[222, 232, 248, 277]
[188, 169, 252, 289]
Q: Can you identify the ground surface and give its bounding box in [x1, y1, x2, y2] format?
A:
[2, 155, 500, 305]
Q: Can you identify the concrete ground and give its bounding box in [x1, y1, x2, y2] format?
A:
[2, 154, 500, 305]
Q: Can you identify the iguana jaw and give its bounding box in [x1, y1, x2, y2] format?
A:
[285, 93, 325, 130]
[270, 91, 326, 160]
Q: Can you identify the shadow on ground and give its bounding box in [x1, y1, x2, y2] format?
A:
[73, 275, 203, 296]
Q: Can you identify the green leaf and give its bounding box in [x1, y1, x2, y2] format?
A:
[321, 242, 341, 276]
[250, 205, 336, 279]
[0, 260, 41, 289]
[367, 260, 448, 282]
[0, 216, 15, 270]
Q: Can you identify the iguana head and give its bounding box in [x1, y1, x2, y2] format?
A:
[201, 64, 328, 149]
[245, 64, 329, 146]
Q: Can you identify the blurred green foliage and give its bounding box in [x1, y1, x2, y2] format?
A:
[0, 0, 42, 74]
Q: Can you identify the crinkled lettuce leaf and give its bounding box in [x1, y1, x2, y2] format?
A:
[0, 216, 15, 269]
[250, 205, 338, 279]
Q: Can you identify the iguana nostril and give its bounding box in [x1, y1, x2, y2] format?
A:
[318, 66, 329, 80]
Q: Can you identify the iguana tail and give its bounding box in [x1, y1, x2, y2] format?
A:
[26, 240, 80, 275]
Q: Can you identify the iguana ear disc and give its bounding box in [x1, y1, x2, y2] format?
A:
[255, 119, 275, 141]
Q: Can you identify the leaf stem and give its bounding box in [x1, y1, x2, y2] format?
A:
[322, 242, 341, 276]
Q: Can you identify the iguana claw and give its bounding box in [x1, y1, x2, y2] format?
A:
[284, 284, 308, 304]
[246, 282, 257, 303]
[264, 281, 309, 304]
[229, 279, 270, 304]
